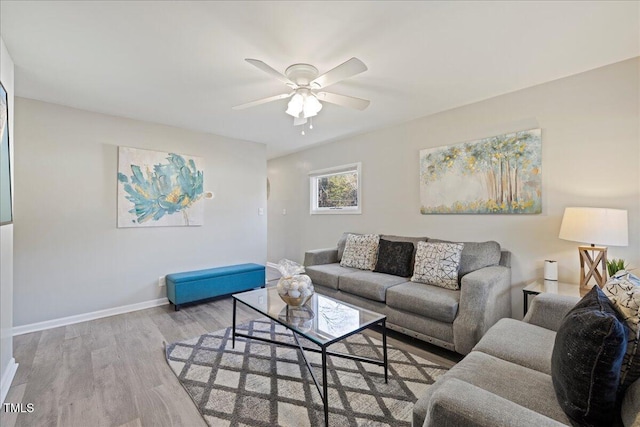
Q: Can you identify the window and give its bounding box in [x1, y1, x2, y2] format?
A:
[309, 163, 361, 215]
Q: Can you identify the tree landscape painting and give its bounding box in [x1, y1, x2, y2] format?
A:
[117, 147, 204, 227]
[420, 129, 541, 214]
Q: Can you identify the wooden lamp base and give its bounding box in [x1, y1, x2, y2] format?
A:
[578, 245, 607, 290]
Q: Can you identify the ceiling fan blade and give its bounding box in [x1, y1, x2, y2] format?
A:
[311, 57, 367, 89]
[316, 92, 370, 110]
[232, 92, 293, 110]
[245, 59, 295, 86]
[293, 117, 307, 126]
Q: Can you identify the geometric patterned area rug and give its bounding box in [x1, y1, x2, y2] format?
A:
[165, 319, 448, 427]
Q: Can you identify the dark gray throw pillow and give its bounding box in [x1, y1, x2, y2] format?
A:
[374, 239, 414, 277]
[551, 286, 628, 427]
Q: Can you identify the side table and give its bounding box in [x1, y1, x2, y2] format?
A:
[522, 279, 585, 316]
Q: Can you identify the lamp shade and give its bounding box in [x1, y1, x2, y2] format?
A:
[559, 207, 628, 246]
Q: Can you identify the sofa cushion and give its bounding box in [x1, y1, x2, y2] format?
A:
[551, 286, 628, 427]
[340, 234, 380, 270]
[411, 241, 463, 289]
[386, 282, 460, 323]
[603, 271, 640, 390]
[429, 239, 501, 281]
[338, 271, 408, 302]
[373, 239, 414, 277]
[305, 263, 359, 290]
[442, 351, 571, 424]
[473, 318, 556, 375]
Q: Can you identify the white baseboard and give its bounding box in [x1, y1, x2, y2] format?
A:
[1, 358, 18, 404]
[12, 298, 170, 336]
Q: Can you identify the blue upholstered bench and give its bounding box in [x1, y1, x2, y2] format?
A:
[166, 263, 265, 310]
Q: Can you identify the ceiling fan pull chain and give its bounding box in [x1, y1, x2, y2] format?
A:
[301, 118, 314, 136]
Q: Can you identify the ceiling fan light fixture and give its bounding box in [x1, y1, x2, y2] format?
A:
[303, 95, 322, 118]
[285, 93, 304, 117]
[286, 91, 322, 119]
[285, 103, 302, 118]
[236, 58, 369, 127]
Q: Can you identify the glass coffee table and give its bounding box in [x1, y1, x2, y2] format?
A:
[232, 287, 388, 427]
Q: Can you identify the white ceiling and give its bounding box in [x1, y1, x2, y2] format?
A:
[1, 1, 638, 158]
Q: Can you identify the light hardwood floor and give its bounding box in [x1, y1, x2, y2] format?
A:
[2, 279, 460, 427]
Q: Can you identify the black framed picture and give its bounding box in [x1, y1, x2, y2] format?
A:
[0, 81, 12, 225]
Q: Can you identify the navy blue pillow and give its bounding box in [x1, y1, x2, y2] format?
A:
[374, 239, 414, 277]
[551, 286, 628, 427]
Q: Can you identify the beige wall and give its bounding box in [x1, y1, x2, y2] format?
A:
[13, 99, 267, 327]
[268, 58, 640, 318]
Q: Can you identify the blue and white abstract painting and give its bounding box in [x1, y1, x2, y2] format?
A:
[0, 82, 11, 226]
[117, 146, 204, 227]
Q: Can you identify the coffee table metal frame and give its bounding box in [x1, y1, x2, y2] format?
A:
[232, 288, 388, 427]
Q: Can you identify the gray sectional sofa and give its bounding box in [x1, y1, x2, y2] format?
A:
[303, 233, 512, 355]
[414, 293, 640, 427]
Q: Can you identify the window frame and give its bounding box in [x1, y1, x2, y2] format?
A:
[309, 162, 362, 215]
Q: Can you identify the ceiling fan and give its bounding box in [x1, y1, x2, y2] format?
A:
[232, 57, 370, 130]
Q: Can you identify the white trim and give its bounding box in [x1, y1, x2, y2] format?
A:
[1, 358, 18, 404]
[12, 298, 169, 336]
[309, 162, 362, 215]
[308, 162, 361, 177]
[309, 209, 362, 215]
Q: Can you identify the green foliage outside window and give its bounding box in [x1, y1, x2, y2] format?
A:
[317, 172, 358, 208]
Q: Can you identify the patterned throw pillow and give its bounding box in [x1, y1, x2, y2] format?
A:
[374, 239, 415, 277]
[603, 271, 640, 390]
[340, 234, 380, 270]
[411, 241, 464, 289]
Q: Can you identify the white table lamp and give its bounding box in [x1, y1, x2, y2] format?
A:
[559, 207, 628, 289]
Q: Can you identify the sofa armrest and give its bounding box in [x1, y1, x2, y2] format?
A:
[422, 378, 566, 427]
[453, 266, 511, 354]
[522, 293, 579, 331]
[303, 248, 338, 267]
[622, 378, 640, 427]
